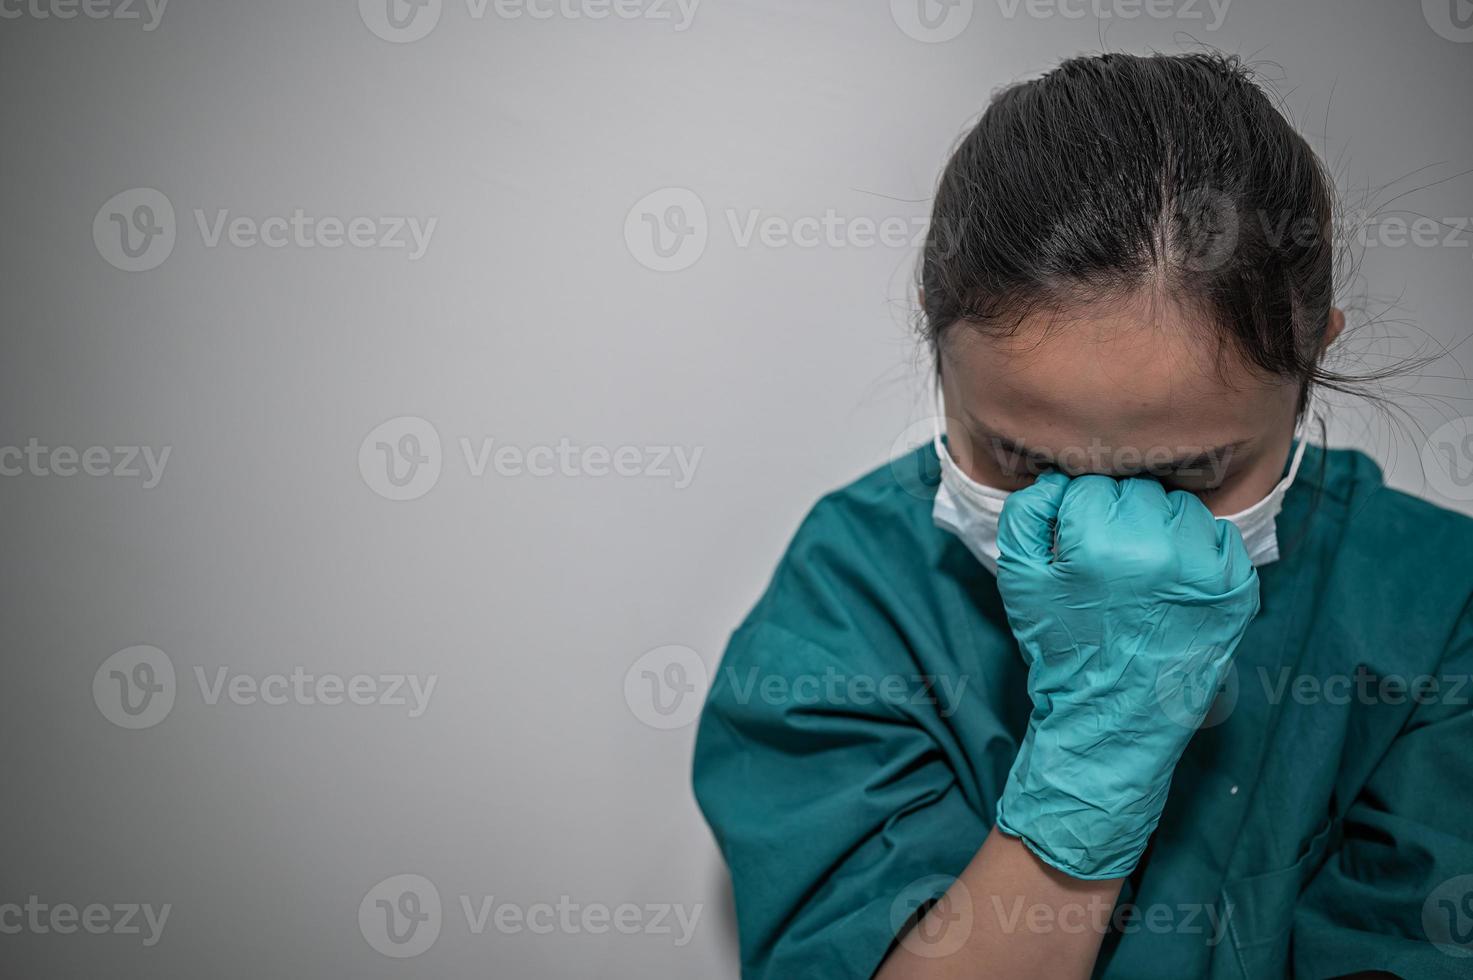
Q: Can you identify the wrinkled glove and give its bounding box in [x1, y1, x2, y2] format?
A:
[993, 471, 1261, 879]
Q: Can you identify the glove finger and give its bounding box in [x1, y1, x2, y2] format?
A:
[1054, 474, 1121, 559]
[1167, 488, 1221, 551]
[997, 470, 1069, 565]
[1215, 517, 1255, 583]
[1117, 477, 1171, 525]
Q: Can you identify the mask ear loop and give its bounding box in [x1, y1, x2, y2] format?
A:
[1273, 388, 1329, 562]
[932, 378, 1017, 506]
[1281, 388, 1322, 487]
[1282, 423, 1311, 486]
[931, 374, 951, 464]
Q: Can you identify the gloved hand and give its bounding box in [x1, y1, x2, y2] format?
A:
[993, 471, 1261, 879]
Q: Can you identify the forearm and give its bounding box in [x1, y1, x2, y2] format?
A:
[875, 827, 1123, 980]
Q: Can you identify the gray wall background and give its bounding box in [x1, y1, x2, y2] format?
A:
[1, 0, 1470, 976]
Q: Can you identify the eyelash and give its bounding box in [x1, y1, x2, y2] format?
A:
[982, 433, 1239, 486]
[997, 454, 1229, 483]
[993, 450, 1050, 471]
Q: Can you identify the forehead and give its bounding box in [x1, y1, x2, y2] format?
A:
[940, 299, 1290, 442]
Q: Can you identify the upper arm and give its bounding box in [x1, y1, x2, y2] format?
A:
[693, 620, 986, 979]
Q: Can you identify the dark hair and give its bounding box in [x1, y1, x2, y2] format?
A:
[920, 52, 1358, 408]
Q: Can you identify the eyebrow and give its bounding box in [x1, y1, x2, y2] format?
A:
[971, 420, 1251, 471]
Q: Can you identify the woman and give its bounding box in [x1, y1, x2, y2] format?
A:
[692, 52, 1473, 979]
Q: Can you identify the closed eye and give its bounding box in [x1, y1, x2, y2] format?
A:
[988, 437, 1052, 472]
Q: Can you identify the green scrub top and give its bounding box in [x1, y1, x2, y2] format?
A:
[692, 444, 1473, 979]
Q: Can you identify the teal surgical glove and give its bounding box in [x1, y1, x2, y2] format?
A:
[992, 471, 1262, 879]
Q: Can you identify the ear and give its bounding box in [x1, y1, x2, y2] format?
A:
[1322, 307, 1346, 351]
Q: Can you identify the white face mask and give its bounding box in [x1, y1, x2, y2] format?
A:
[931, 383, 1315, 575]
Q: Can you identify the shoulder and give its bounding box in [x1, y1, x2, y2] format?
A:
[789, 444, 941, 555]
[1295, 446, 1473, 659]
[1302, 445, 1473, 581]
[735, 444, 951, 652]
[770, 443, 944, 590]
